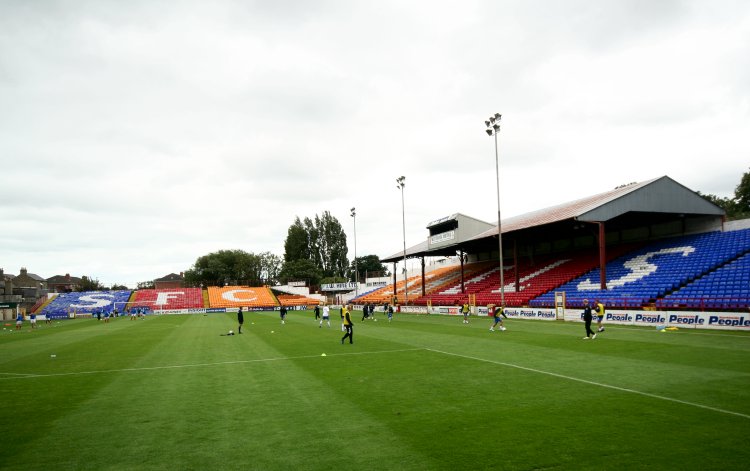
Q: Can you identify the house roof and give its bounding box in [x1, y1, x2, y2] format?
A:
[155, 273, 184, 282]
[47, 275, 83, 284]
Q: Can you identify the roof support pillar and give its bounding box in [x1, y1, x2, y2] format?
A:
[460, 250, 465, 294]
[393, 262, 398, 304]
[421, 256, 426, 297]
[598, 222, 607, 289]
[513, 239, 519, 293]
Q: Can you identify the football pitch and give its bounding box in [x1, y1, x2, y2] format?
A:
[2, 311, 749, 471]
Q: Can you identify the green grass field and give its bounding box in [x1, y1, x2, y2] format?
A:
[2, 310, 749, 470]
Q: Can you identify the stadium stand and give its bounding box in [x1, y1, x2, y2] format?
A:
[530, 229, 750, 309]
[207, 286, 277, 308]
[276, 293, 321, 306]
[127, 288, 204, 310]
[658, 250, 750, 310]
[29, 295, 54, 314]
[354, 265, 482, 306]
[40, 290, 132, 319]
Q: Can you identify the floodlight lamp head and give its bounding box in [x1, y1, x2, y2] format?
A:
[485, 129, 493, 136]
[493, 123, 500, 131]
[494, 113, 501, 120]
[489, 117, 496, 124]
[484, 120, 490, 127]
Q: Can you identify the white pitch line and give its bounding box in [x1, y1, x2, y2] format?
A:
[0, 372, 41, 378]
[0, 348, 424, 380]
[426, 347, 750, 420]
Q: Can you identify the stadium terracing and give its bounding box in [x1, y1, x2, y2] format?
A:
[32, 176, 750, 318]
[365, 176, 750, 311]
[36, 286, 323, 319]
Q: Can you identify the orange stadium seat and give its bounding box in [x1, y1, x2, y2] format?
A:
[207, 286, 278, 308]
[277, 294, 321, 306]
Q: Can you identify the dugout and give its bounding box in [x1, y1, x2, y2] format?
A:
[381, 176, 726, 300]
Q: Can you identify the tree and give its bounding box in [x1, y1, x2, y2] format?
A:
[258, 251, 282, 285]
[284, 218, 310, 262]
[697, 191, 733, 212]
[349, 255, 388, 281]
[697, 169, 750, 220]
[184, 249, 274, 287]
[734, 169, 750, 218]
[78, 276, 105, 291]
[315, 211, 348, 278]
[282, 211, 349, 282]
[137, 280, 155, 290]
[320, 275, 348, 285]
[110, 284, 129, 290]
[278, 259, 322, 287]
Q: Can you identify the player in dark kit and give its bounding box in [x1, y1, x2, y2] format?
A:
[361, 303, 370, 321]
[582, 299, 597, 340]
[237, 307, 244, 334]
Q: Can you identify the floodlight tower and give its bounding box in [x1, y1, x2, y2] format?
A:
[396, 176, 407, 305]
[350, 207, 358, 297]
[485, 113, 505, 307]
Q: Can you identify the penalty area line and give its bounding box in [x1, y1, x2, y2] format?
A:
[0, 347, 424, 381]
[426, 347, 750, 420]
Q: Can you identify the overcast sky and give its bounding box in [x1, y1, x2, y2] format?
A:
[1, 0, 748, 288]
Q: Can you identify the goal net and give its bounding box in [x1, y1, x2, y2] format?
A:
[114, 301, 159, 314]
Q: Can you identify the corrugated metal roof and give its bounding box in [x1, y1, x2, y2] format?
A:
[468, 177, 659, 240]
[382, 239, 429, 262]
[381, 175, 725, 261]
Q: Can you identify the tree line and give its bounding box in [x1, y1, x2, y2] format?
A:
[181, 211, 387, 289]
[697, 168, 750, 221]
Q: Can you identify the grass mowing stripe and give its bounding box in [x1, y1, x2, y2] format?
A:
[3, 312, 749, 470]
[425, 346, 750, 420]
[0, 347, 425, 380]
